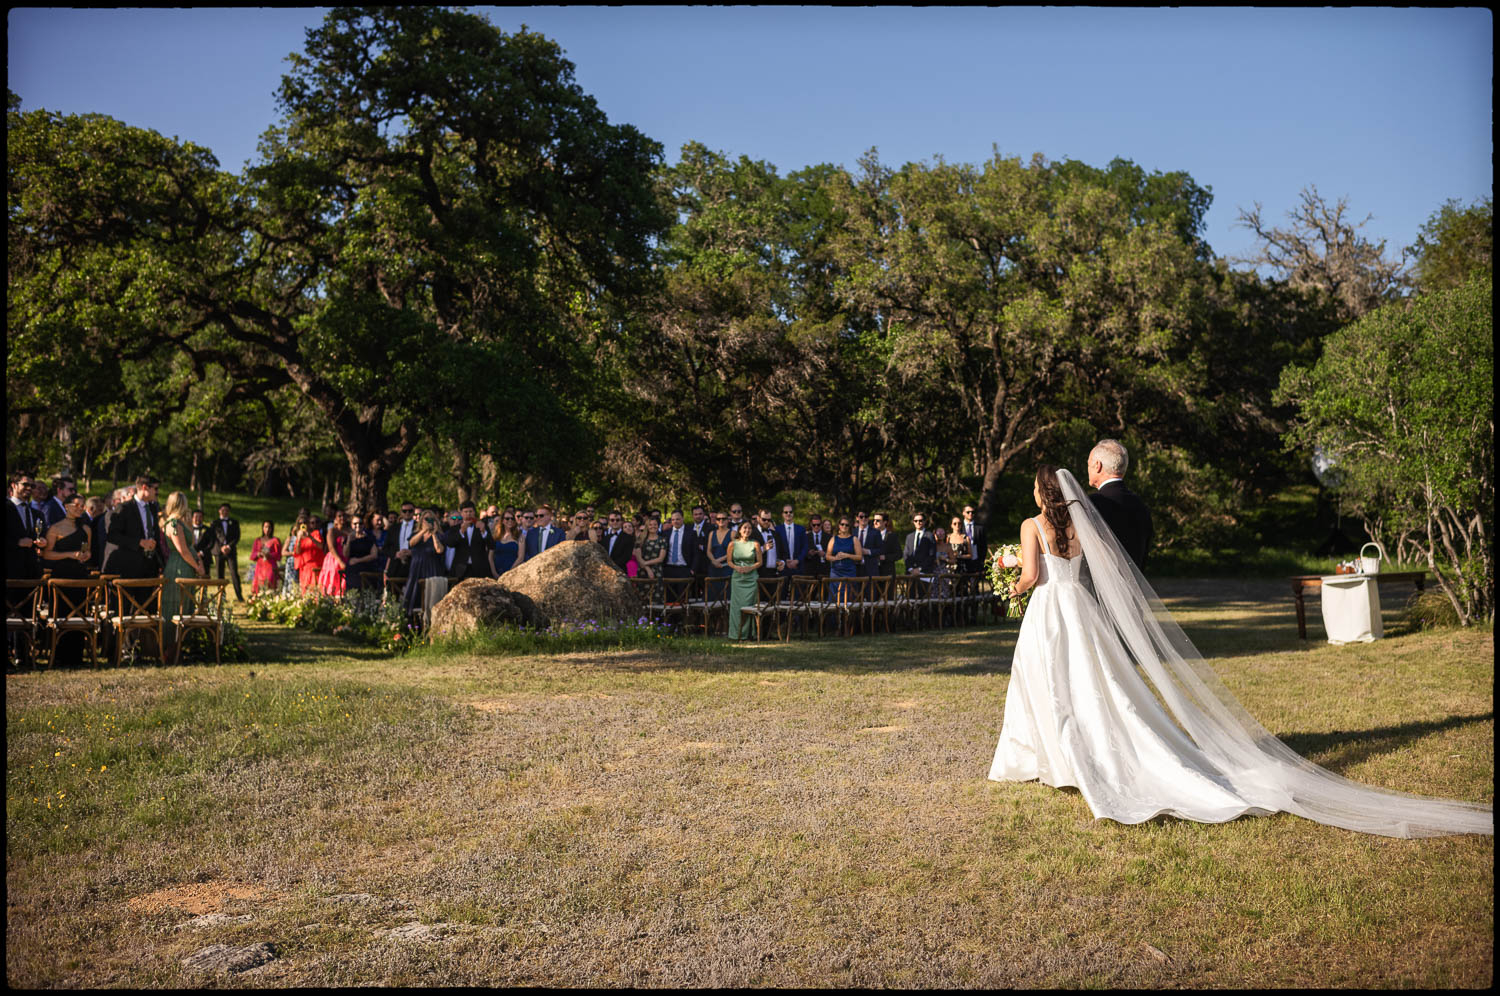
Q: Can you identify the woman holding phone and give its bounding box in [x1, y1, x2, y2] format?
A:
[401, 510, 448, 618]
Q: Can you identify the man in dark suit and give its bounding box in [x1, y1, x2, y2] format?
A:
[103, 476, 162, 579]
[190, 508, 219, 567]
[958, 504, 988, 574]
[43, 476, 76, 529]
[85, 496, 109, 570]
[447, 501, 493, 581]
[1086, 439, 1153, 571]
[387, 501, 418, 583]
[854, 512, 880, 578]
[873, 514, 900, 576]
[210, 502, 245, 601]
[524, 504, 568, 560]
[776, 505, 806, 580]
[749, 509, 775, 579]
[8, 471, 45, 580]
[689, 504, 712, 585]
[600, 510, 634, 572]
[804, 514, 828, 577]
[903, 513, 938, 574]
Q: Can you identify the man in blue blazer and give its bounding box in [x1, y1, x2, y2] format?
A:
[524, 504, 568, 560]
[776, 504, 807, 580]
[43, 476, 77, 529]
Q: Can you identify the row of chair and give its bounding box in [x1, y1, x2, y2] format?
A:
[628, 573, 1005, 640]
[6, 575, 230, 668]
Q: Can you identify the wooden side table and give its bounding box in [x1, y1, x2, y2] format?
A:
[1290, 571, 1428, 640]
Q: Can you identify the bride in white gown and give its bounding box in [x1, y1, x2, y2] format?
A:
[989, 465, 1492, 838]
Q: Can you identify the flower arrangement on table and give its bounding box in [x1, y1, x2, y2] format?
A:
[988, 543, 1029, 619]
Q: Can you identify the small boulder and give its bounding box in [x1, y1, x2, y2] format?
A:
[498, 540, 642, 627]
[430, 579, 550, 639]
[181, 942, 277, 974]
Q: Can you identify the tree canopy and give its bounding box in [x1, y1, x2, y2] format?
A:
[1277, 275, 1494, 623]
[9, 7, 669, 511]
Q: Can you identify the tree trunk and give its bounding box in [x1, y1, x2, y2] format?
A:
[975, 454, 1010, 530]
[453, 447, 472, 506]
[479, 453, 498, 499]
[58, 421, 74, 473]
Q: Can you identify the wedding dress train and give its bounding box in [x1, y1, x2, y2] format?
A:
[988, 470, 1492, 839]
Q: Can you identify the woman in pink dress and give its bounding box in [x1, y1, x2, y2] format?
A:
[250, 520, 283, 595]
[318, 510, 350, 597]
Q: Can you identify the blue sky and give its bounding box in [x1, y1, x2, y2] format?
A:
[8, 6, 1492, 262]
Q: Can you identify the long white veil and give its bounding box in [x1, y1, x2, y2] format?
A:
[1056, 468, 1491, 838]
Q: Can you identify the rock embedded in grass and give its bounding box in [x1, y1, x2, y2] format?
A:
[429, 579, 551, 638]
[181, 942, 277, 974]
[489, 540, 641, 629]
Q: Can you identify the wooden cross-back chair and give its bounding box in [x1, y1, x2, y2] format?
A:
[111, 578, 164, 665]
[6, 579, 46, 666]
[170, 578, 229, 665]
[46, 578, 105, 667]
[738, 576, 787, 641]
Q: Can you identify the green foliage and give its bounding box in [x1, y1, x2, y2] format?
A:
[8, 8, 668, 511]
[245, 589, 415, 653]
[1277, 275, 1494, 622]
[1409, 197, 1492, 293]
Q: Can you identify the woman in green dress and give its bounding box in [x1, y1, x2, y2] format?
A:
[160, 491, 207, 662]
[727, 521, 765, 641]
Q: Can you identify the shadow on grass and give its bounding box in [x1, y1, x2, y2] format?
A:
[1277, 711, 1495, 774]
[582, 624, 1020, 677]
[244, 621, 392, 664]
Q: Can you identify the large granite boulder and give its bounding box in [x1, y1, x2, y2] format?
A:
[429, 579, 550, 639]
[499, 539, 642, 627]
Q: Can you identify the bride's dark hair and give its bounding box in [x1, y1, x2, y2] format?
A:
[1036, 465, 1079, 557]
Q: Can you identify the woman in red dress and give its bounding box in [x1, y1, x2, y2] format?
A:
[294, 515, 326, 593]
[250, 520, 282, 595]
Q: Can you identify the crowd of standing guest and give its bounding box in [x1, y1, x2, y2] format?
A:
[9, 470, 997, 636]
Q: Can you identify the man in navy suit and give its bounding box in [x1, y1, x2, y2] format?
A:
[43, 476, 76, 529]
[661, 510, 696, 580]
[958, 504, 987, 574]
[1086, 439, 1153, 571]
[524, 504, 567, 560]
[903, 513, 938, 574]
[8, 471, 45, 580]
[776, 504, 806, 580]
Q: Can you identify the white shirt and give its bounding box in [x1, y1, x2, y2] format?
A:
[399, 518, 415, 550]
[1097, 477, 1124, 489]
[136, 499, 153, 537]
[669, 527, 686, 566]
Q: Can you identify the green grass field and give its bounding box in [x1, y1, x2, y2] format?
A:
[6, 579, 1492, 987]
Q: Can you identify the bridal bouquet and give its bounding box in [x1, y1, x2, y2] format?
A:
[989, 544, 1029, 618]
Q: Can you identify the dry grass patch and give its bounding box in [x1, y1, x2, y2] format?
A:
[6, 584, 1492, 987]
